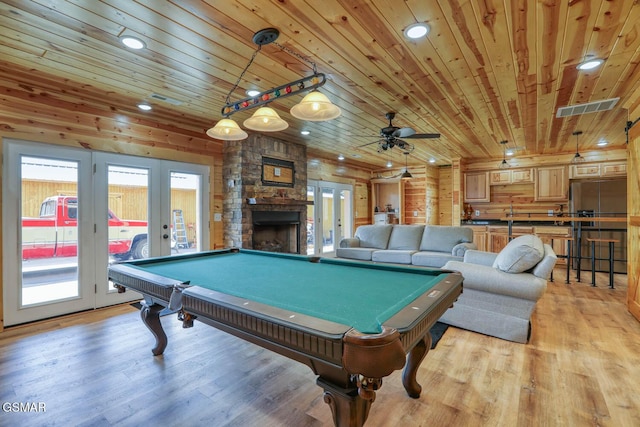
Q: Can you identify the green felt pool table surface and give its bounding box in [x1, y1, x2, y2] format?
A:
[119, 249, 450, 333]
[108, 248, 462, 427]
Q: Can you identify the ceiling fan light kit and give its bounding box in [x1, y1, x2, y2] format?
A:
[207, 28, 341, 141]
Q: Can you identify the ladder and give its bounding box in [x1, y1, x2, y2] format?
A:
[172, 209, 189, 249]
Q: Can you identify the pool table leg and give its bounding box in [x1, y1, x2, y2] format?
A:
[317, 377, 372, 427]
[140, 301, 168, 356]
[401, 333, 431, 398]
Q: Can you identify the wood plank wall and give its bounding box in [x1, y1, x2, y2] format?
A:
[627, 100, 640, 322]
[438, 166, 453, 225]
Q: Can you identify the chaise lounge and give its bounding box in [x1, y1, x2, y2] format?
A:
[441, 234, 557, 343]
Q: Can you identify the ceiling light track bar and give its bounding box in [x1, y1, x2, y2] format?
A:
[221, 72, 326, 117]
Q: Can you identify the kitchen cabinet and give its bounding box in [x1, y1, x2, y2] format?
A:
[534, 226, 571, 265]
[371, 178, 403, 224]
[534, 166, 568, 201]
[488, 226, 533, 252]
[467, 225, 488, 251]
[601, 161, 626, 177]
[464, 171, 490, 203]
[489, 168, 534, 185]
[569, 161, 626, 179]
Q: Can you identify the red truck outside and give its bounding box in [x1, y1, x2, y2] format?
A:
[21, 196, 148, 260]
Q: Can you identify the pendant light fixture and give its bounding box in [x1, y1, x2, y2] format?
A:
[401, 151, 413, 180]
[498, 140, 510, 169]
[243, 107, 288, 131]
[571, 131, 585, 163]
[206, 28, 341, 140]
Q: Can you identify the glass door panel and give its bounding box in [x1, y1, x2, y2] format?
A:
[169, 172, 201, 256]
[4, 141, 94, 326]
[321, 187, 336, 252]
[306, 185, 316, 255]
[20, 157, 80, 306]
[339, 189, 352, 242]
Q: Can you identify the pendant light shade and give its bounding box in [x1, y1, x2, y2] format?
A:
[498, 140, 510, 169]
[571, 131, 585, 163]
[243, 107, 289, 131]
[290, 91, 341, 121]
[401, 152, 413, 180]
[206, 118, 248, 141]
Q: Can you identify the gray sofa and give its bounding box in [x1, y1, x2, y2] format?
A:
[441, 235, 557, 343]
[336, 224, 476, 268]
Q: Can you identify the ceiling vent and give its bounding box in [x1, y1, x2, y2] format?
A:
[556, 97, 620, 118]
[149, 93, 183, 106]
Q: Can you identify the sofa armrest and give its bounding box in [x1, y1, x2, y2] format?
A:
[339, 237, 361, 248]
[463, 249, 498, 266]
[443, 260, 547, 302]
[451, 242, 477, 257]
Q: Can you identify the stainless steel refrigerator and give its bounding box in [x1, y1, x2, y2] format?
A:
[570, 179, 627, 273]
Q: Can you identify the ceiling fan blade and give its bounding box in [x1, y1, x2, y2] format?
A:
[392, 127, 416, 138]
[403, 133, 441, 139]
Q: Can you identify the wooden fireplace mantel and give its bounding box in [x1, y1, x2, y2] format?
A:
[247, 198, 314, 206]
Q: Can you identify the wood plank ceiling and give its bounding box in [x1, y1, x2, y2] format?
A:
[1, 0, 639, 169]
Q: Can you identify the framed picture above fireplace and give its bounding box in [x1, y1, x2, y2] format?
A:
[262, 157, 294, 187]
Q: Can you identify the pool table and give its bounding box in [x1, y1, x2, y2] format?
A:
[108, 248, 462, 427]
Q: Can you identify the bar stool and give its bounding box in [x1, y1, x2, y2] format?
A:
[548, 235, 573, 284]
[585, 238, 618, 289]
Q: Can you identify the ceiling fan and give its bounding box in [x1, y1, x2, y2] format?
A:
[359, 112, 440, 153]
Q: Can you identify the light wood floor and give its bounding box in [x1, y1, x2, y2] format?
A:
[1, 267, 639, 427]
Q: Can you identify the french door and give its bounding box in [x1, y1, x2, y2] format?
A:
[3, 140, 210, 326]
[307, 180, 353, 255]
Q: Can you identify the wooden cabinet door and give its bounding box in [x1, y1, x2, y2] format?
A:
[511, 168, 534, 183]
[535, 166, 568, 201]
[489, 170, 511, 185]
[464, 172, 490, 202]
[472, 229, 488, 252]
[601, 162, 626, 177]
[570, 164, 600, 178]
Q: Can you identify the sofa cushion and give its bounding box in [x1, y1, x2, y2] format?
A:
[334, 247, 378, 261]
[492, 234, 544, 273]
[387, 225, 424, 250]
[419, 225, 473, 252]
[411, 251, 461, 268]
[354, 225, 393, 249]
[372, 249, 416, 264]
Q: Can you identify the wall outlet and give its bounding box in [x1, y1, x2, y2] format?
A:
[475, 210, 480, 217]
[413, 210, 418, 217]
[213, 213, 222, 221]
[548, 210, 554, 216]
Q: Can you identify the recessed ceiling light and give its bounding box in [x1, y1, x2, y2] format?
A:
[404, 23, 430, 40]
[120, 36, 146, 50]
[506, 150, 514, 156]
[429, 158, 436, 163]
[338, 154, 345, 161]
[246, 89, 261, 97]
[300, 130, 310, 135]
[351, 153, 362, 158]
[137, 103, 152, 111]
[597, 140, 608, 147]
[577, 58, 604, 70]
[386, 160, 393, 168]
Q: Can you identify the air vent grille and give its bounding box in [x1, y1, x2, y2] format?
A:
[556, 98, 619, 118]
[149, 93, 184, 106]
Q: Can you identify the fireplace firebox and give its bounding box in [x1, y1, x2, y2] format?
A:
[251, 211, 300, 254]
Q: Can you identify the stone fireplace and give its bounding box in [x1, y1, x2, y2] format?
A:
[222, 134, 310, 254]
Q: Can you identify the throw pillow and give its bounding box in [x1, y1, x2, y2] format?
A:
[492, 234, 544, 273]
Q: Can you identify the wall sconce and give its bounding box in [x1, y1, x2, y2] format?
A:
[207, 28, 341, 140]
